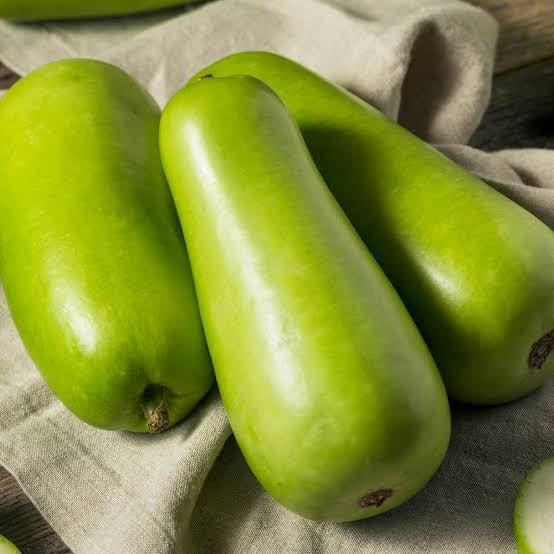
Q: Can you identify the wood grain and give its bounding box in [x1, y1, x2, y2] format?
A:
[0, 468, 70, 553]
[469, 0, 554, 72]
[470, 56, 554, 150]
[0, 61, 18, 89]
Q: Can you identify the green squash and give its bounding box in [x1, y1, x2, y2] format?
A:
[514, 457, 554, 554]
[0, 59, 213, 432]
[160, 75, 450, 521]
[0, 0, 200, 21]
[191, 52, 554, 404]
[0, 535, 21, 554]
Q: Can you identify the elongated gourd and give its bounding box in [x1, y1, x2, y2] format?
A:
[514, 457, 554, 554]
[0, 59, 213, 432]
[0, 0, 198, 21]
[159, 75, 450, 521]
[191, 52, 554, 405]
[0, 534, 21, 554]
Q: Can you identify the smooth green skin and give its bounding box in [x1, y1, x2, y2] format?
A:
[0, 535, 21, 554]
[160, 75, 450, 521]
[0, 59, 214, 432]
[514, 456, 554, 554]
[0, 0, 200, 21]
[191, 52, 554, 405]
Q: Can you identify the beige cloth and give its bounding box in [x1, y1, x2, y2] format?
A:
[0, 1, 552, 552]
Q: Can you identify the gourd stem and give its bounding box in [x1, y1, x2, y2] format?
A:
[141, 385, 169, 433]
[529, 330, 554, 370]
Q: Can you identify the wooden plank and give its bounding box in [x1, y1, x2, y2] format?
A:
[22, 534, 71, 554]
[0, 470, 70, 553]
[0, 61, 18, 88]
[470, 56, 554, 150]
[469, 0, 554, 73]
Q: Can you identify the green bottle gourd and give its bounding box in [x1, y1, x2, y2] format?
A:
[0, 59, 213, 432]
[160, 75, 450, 521]
[514, 456, 554, 554]
[0, 535, 21, 554]
[191, 52, 554, 405]
[0, 0, 200, 21]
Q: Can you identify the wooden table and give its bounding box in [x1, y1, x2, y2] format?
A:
[1, 1, 554, 552]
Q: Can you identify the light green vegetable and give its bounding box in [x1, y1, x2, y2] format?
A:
[191, 51, 554, 404]
[0, 535, 21, 554]
[0, 59, 213, 432]
[160, 75, 450, 521]
[0, 0, 200, 21]
[514, 457, 554, 554]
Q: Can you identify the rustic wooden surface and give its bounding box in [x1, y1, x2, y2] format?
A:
[0, 62, 18, 88]
[1, 1, 554, 553]
[471, 56, 554, 151]
[0, 466, 69, 553]
[468, 0, 554, 73]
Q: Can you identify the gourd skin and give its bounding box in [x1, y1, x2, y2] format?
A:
[0, 59, 213, 432]
[160, 75, 451, 521]
[514, 457, 554, 554]
[0, 0, 198, 21]
[0, 534, 21, 554]
[191, 52, 554, 404]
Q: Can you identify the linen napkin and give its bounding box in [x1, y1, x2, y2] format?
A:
[0, 1, 552, 552]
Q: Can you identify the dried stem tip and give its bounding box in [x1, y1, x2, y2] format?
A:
[529, 330, 554, 370]
[360, 488, 393, 508]
[141, 385, 170, 433]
